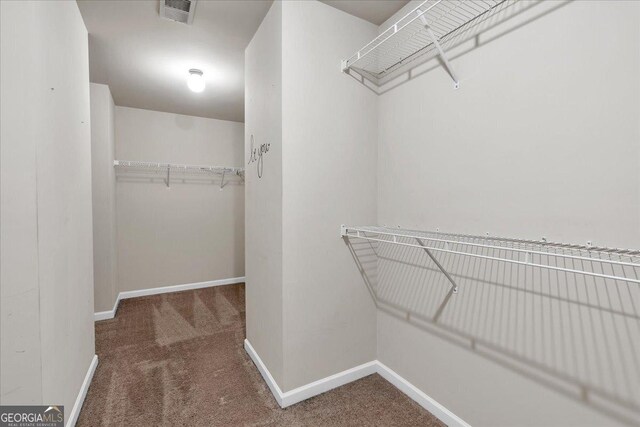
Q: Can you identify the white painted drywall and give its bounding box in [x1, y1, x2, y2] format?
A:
[0, 1, 96, 423]
[90, 83, 118, 312]
[1, 0, 44, 406]
[375, 1, 640, 426]
[280, 0, 379, 391]
[245, 0, 285, 387]
[114, 106, 245, 296]
[245, 0, 379, 392]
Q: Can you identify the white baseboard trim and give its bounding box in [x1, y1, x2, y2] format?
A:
[244, 339, 285, 406]
[281, 360, 377, 408]
[244, 339, 377, 408]
[66, 354, 98, 427]
[376, 361, 471, 427]
[94, 276, 245, 322]
[94, 296, 120, 321]
[118, 276, 246, 300]
[244, 339, 470, 426]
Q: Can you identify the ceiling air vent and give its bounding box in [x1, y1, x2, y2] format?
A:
[159, 0, 197, 25]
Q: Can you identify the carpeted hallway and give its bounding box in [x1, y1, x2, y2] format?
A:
[78, 284, 444, 426]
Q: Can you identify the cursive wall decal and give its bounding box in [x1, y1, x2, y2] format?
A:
[248, 134, 270, 178]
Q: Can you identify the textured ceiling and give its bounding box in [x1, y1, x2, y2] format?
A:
[77, 0, 409, 123]
[77, 0, 272, 122]
[320, 0, 410, 26]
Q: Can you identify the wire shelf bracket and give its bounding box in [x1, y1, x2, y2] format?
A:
[419, 11, 459, 89]
[341, 0, 512, 88]
[416, 237, 459, 293]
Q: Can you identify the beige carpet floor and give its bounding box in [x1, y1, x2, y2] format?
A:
[78, 284, 444, 426]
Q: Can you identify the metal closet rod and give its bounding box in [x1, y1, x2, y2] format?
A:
[113, 160, 244, 175]
[341, 0, 509, 87]
[113, 160, 244, 188]
[342, 0, 443, 70]
[341, 226, 640, 285]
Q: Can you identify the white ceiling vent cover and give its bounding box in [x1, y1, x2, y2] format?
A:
[159, 0, 197, 25]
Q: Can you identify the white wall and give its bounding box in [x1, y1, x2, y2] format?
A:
[375, 1, 640, 426]
[115, 106, 245, 295]
[1, 0, 44, 405]
[245, 0, 378, 392]
[245, 0, 284, 386]
[0, 1, 95, 423]
[280, 0, 379, 391]
[90, 83, 118, 312]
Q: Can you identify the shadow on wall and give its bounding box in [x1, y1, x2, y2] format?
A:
[115, 173, 244, 189]
[347, 0, 573, 95]
[345, 235, 640, 426]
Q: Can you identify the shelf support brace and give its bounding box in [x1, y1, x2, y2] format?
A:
[166, 165, 170, 188]
[220, 170, 226, 190]
[415, 238, 459, 293]
[417, 10, 459, 89]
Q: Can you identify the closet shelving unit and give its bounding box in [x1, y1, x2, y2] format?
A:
[114, 160, 244, 188]
[341, 0, 512, 87]
[341, 225, 640, 293]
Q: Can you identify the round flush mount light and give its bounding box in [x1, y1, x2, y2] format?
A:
[187, 69, 205, 93]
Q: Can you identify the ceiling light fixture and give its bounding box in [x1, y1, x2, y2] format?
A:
[187, 69, 205, 93]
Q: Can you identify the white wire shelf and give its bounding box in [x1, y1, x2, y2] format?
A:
[114, 160, 244, 188]
[341, 0, 514, 87]
[341, 225, 640, 287]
